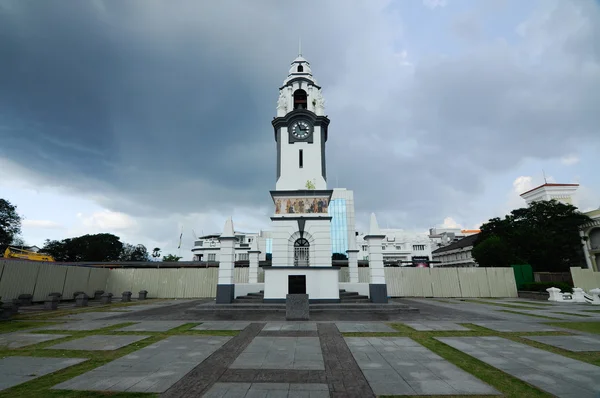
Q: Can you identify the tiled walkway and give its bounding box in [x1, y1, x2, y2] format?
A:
[4, 298, 600, 396]
[438, 336, 600, 397]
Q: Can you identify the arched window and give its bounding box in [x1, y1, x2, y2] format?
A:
[293, 89, 307, 110]
[294, 238, 310, 266]
[297, 64, 304, 72]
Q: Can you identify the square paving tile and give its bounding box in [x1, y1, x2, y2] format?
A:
[46, 335, 149, 351]
[263, 322, 317, 331]
[345, 337, 500, 396]
[52, 336, 231, 393]
[0, 333, 70, 349]
[0, 356, 87, 391]
[204, 382, 330, 398]
[230, 337, 324, 370]
[37, 320, 126, 331]
[191, 321, 250, 331]
[438, 336, 600, 397]
[335, 322, 397, 332]
[473, 321, 557, 332]
[115, 321, 190, 332]
[404, 322, 470, 331]
[523, 335, 600, 352]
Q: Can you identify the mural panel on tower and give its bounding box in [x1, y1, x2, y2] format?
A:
[274, 197, 329, 214]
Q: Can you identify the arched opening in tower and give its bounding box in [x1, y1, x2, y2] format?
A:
[293, 89, 307, 110]
[297, 64, 304, 72]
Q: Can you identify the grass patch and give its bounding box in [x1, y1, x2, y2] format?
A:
[0, 321, 59, 334]
[545, 321, 600, 335]
[582, 309, 600, 313]
[498, 310, 559, 320]
[551, 311, 591, 318]
[0, 321, 235, 397]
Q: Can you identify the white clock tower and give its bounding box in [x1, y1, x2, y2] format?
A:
[263, 51, 340, 303]
[273, 54, 329, 190]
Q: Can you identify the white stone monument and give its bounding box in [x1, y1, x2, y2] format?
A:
[216, 217, 236, 304]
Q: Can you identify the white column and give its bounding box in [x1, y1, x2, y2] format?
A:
[366, 236, 385, 284]
[365, 213, 387, 303]
[216, 217, 236, 303]
[248, 238, 261, 283]
[581, 230, 594, 270]
[346, 236, 359, 283]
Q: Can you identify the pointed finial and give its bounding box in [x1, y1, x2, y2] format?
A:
[369, 213, 380, 235]
[222, 217, 235, 238]
[298, 36, 302, 57]
[542, 169, 547, 184]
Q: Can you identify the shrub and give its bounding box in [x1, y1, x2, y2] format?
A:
[521, 281, 573, 292]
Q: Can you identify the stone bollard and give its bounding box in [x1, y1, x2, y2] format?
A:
[73, 291, 85, 300]
[75, 293, 89, 307]
[122, 291, 132, 302]
[138, 290, 148, 300]
[286, 294, 309, 321]
[2, 302, 19, 319]
[48, 292, 62, 303]
[44, 295, 59, 310]
[546, 287, 563, 302]
[18, 294, 33, 306]
[100, 292, 113, 304]
[93, 290, 105, 300]
[572, 287, 586, 303]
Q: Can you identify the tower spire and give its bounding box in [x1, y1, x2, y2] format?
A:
[298, 37, 302, 57]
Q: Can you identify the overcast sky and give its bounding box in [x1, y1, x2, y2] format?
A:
[1, 0, 598, 259]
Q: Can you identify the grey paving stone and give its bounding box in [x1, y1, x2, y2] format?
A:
[52, 335, 231, 393]
[0, 332, 70, 349]
[0, 356, 87, 391]
[115, 321, 189, 332]
[230, 337, 324, 370]
[264, 322, 317, 331]
[37, 320, 125, 331]
[438, 336, 600, 398]
[473, 321, 557, 332]
[404, 321, 470, 331]
[204, 383, 330, 398]
[46, 335, 149, 351]
[345, 337, 500, 396]
[523, 335, 600, 352]
[192, 321, 251, 330]
[335, 322, 396, 332]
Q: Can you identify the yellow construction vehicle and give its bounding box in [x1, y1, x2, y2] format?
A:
[3, 247, 55, 262]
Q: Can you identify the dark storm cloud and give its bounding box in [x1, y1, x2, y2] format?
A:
[1, 0, 599, 231]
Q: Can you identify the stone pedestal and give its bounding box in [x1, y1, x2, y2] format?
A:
[44, 295, 59, 310]
[18, 294, 33, 306]
[286, 294, 309, 320]
[73, 291, 85, 300]
[346, 247, 359, 284]
[122, 291, 132, 302]
[93, 290, 104, 300]
[49, 292, 62, 302]
[75, 294, 89, 307]
[101, 293, 113, 304]
[248, 239, 261, 284]
[138, 290, 148, 300]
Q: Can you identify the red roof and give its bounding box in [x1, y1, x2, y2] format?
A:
[520, 183, 579, 197]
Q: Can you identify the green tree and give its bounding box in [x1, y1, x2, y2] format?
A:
[471, 235, 521, 267]
[162, 254, 182, 262]
[42, 233, 124, 262]
[120, 244, 150, 261]
[0, 199, 22, 252]
[473, 200, 591, 272]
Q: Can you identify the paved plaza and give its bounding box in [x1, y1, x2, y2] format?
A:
[2, 297, 600, 396]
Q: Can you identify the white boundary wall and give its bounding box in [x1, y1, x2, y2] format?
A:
[571, 267, 600, 292]
[0, 260, 517, 300]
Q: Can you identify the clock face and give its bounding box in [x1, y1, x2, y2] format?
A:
[290, 120, 311, 139]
